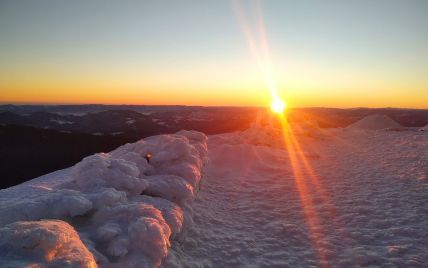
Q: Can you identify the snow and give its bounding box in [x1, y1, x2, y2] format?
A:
[1, 121, 427, 267]
[50, 118, 73, 125]
[0, 220, 96, 267]
[0, 130, 207, 267]
[144, 175, 195, 206]
[126, 118, 136, 124]
[347, 114, 403, 130]
[71, 153, 148, 195]
[89, 202, 173, 265]
[152, 118, 174, 126]
[0, 189, 93, 226]
[420, 124, 428, 131]
[165, 125, 428, 267]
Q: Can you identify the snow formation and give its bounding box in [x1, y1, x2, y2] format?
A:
[346, 114, 403, 130]
[0, 130, 207, 267]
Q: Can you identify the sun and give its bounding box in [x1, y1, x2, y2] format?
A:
[271, 97, 286, 114]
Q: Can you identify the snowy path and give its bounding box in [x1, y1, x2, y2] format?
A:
[166, 129, 428, 267]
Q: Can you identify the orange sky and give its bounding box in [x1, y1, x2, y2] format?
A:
[1, 0, 427, 108]
[2, 59, 427, 108]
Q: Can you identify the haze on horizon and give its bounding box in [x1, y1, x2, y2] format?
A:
[0, 0, 427, 108]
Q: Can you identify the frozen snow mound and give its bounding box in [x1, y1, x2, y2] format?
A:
[89, 201, 173, 266]
[420, 124, 428, 131]
[72, 153, 148, 195]
[0, 130, 207, 267]
[347, 115, 403, 130]
[0, 220, 96, 267]
[0, 189, 93, 226]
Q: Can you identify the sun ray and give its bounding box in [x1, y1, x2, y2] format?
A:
[232, 0, 282, 105]
[278, 116, 329, 266]
[232, 1, 350, 265]
[284, 121, 352, 240]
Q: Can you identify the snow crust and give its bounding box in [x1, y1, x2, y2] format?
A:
[347, 114, 403, 130]
[0, 130, 207, 267]
[166, 125, 428, 267]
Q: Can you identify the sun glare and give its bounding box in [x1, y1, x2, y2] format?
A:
[271, 97, 286, 114]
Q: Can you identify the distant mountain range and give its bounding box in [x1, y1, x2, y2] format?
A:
[0, 110, 168, 138]
[0, 105, 259, 137]
[0, 104, 195, 115]
[1, 104, 427, 129]
[1, 105, 427, 189]
[289, 107, 428, 128]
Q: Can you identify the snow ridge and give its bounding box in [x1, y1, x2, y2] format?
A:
[0, 130, 207, 267]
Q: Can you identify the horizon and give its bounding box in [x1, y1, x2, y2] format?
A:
[2, 101, 428, 111]
[1, 0, 428, 108]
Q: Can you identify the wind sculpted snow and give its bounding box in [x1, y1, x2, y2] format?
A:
[0, 130, 207, 267]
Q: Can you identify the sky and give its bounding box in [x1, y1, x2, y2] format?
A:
[0, 0, 427, 108]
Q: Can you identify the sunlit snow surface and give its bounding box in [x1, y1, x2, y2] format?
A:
[1, 120, 428, 267]
[165, 125, 428, 267]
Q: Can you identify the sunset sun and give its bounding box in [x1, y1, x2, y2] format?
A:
[271, 97, 286, 114]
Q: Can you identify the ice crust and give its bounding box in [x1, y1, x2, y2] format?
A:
[0, 130, 207, 267]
